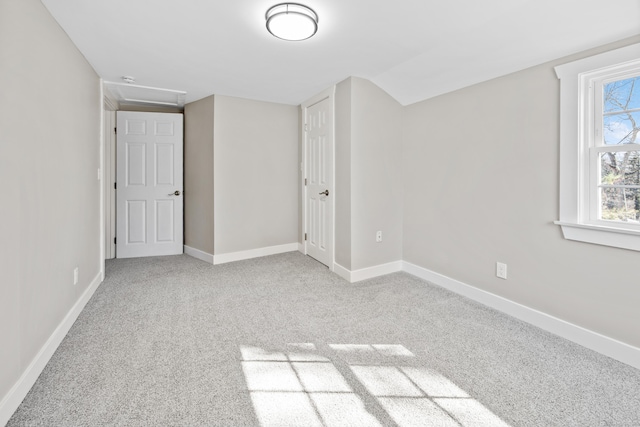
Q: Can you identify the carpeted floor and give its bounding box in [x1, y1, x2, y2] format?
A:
[7, 252, 640, 426]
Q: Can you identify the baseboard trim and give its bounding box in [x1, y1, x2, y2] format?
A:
[298, 242, 305, 254]
[333, 263, 351, 282]
[184, 245, 214, 264]
[330, 258, 640, 368]
[402, 261, 640, 370]
[351, 261, 403, 282]
[213, 243, 298, 265]
[333, 261, 403, 283]
[1, 256, 636, 427]
[0, 271, 103, 426]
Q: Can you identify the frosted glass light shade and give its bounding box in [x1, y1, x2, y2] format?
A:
[266, 3, 318, 41]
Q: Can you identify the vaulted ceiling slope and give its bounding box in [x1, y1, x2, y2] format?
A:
[42, 0, 640, 106]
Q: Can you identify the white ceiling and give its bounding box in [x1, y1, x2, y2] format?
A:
[42, 0, 640, 106]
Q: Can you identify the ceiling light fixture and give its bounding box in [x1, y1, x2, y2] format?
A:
[265, 3, 318, 41]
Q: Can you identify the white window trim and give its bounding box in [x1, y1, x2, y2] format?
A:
[555, 42, 640, 251]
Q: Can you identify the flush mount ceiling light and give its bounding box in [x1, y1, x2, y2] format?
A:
[266, 3, 318, 41]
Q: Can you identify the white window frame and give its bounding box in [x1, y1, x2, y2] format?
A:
[555, 42, 640, 251]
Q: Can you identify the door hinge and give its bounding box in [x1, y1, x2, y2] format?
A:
[114, 237, 116, 244]
[304, 178, 307, 186]
[304, 233, 307, 241]
[114, 182, 117, 190]
[114, 127, 117, 135]
[304, 124, 308, 132]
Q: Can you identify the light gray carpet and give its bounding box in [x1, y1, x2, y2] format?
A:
[7, 252, 640, 426]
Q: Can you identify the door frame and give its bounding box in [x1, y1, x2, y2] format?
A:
[103, 82, 119, 262]
[301, 86, 336, 271]
[103, 107, 116, 259]
[115, 111, 184, 258]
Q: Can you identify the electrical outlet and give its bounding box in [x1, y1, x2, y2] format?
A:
[73, 267, 79, 285]
[376, 231, 383, 243]
[496, 262, 507, 280]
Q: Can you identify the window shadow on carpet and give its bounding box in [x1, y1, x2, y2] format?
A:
[240, 343, 510, 427]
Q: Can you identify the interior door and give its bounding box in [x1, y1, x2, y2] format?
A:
[305, 96, 334, 267]
[116, 111, 184, 258]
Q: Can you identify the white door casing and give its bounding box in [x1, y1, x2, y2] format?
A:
[116, 111, 184, 258]
[103, 108, 116, 259]
[303, 89, 335, 268]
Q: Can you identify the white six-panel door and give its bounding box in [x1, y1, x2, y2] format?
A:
[305, 96, 334, 267]
[116, 111, 183, 258]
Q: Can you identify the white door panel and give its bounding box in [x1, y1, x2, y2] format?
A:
[126, 143, 146, 185]
[155, 143, 175, 185]
[305, 96, 334, 267]
[116, 111, 183, 258]
[127, 200, 146, 244]
[156, 200, 175, 242]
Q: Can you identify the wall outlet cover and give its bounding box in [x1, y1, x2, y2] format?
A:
[496, 262, 507, 280]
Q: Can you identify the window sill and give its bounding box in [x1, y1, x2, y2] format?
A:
[554, 221, 640, 252]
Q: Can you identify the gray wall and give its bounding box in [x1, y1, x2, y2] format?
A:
[334, 79, 353, 269]
[402, 35, 640, 348]
[350, 78, 403, 270]
[184, 96, 215, 255]
[213, 95, 298, 254]
[332, 78, 403, 270]
[0, 0, 101, 406]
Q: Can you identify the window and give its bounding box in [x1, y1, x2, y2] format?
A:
[555, 43, 640, 251]
[590, 73, 640, 227]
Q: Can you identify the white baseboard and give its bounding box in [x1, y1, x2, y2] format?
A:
[351, 261, 403, 282]
[333, 260, 403, 283]
[184, 245, 214, 264]
[333, 263, 352, 281]
[213, 243, 298, 265]
[1, 256, 636, 427]
[298, 242, 305, 254]
[402, 261, 640, 370]
[0, 271, 103, 426]
[329, 258, 640, 369]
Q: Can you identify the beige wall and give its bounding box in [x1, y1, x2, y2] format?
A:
[332, 78, 403, 270]
[184, 96, 215, 255]
[402, 35, 640, 348]
[0, 0, 101, 410]
[334, 79, 353, 269]
[350, 78, 403, 270]
[213, 95, 298, 254]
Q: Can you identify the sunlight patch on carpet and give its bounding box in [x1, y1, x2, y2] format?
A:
[241, 343, 511, 427]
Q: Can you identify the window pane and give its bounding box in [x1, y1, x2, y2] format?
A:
[600, 187, 640, 222]
[604, 76, 640, 114]
[600, 151, 640, 185]
[603, 112, 640, 145]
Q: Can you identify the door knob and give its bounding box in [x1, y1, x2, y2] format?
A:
[319, 189, 329, 196]
[168, 190, 181, 196]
